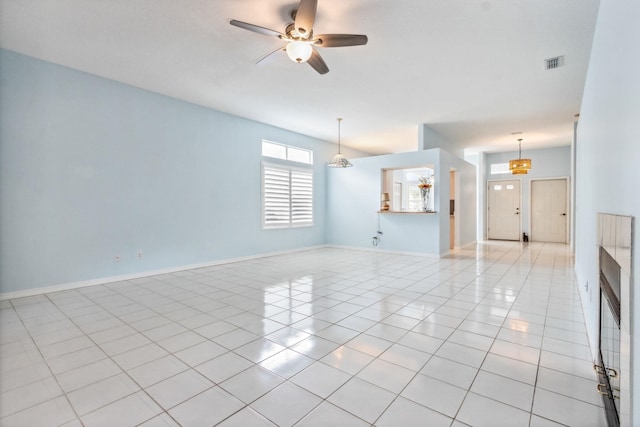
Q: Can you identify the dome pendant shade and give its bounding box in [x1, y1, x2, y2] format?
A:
[327, 118, 353, 168]
[328, 153, 353, 168]
[286, 41, 313, 63]
[509, 138, 531, 175]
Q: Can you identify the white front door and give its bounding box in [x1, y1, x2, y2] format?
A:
[488, 180, 521, 240]
[531, 179, 568, 243]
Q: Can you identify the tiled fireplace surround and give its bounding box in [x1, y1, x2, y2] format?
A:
[597, 213, 634, 427]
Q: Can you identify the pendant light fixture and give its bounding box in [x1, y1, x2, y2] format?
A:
[509, 138, 531, 175]
[327, 118, 353, 168]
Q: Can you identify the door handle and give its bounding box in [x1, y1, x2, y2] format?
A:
[562, 213, 566, 216]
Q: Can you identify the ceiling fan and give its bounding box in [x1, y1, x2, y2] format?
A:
[230, 0, 368, 75]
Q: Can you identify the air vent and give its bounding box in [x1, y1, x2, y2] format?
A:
[545, 56, 564, 70]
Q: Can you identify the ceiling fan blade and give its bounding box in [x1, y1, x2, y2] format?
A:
[230, 20, 283, 38]
[307, 48, 329, 75]
[314, 34, 368, 47]
[294, 0, 317, 38]
[255, 46, 285, 65]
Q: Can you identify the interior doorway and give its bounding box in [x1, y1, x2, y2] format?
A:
[531, 178, 568, 243]
[488, 179, 521, 241]
[450, 170, 456, 250]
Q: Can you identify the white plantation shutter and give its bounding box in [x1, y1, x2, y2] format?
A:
[291, 169, 313, 225]
[263, 165, 291, 227]
[263, 163, 313, 228]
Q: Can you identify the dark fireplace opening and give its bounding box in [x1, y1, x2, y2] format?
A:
[598, 246, 621, 427]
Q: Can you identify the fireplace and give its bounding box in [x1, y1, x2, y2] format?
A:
[597, 246, 621, 426]
[596, 213, 633, 427]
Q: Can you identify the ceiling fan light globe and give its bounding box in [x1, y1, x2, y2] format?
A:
[286, 41, 312, 63]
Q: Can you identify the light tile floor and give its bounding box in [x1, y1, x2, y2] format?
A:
[0, 242, 607, 426]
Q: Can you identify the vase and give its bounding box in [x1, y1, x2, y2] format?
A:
[420, 187, 431, 212]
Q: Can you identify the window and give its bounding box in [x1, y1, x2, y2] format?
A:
[407, 186, 422, 211]
[262, 140, 313, 165]
[262, 163, 313, 229]
[491, 163, 510, 174]
[384, 167, 433, 212]
[261, 141, 313, 228]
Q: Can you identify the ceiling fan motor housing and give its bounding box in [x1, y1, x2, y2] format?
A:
[285, 23, 312, 41]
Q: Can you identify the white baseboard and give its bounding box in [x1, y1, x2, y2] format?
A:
[325, 244, 440, 258]
[1, 244, 463, 300]
[453, 241, 479, 251]
[0, 245, 326, 301]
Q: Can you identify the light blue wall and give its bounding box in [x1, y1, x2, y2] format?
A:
[0, 49, 366, 294]
[326, 149, 476, 255]
[327, 151, 441, 254]
[485, 145, 571, 239]
[419, 124, 464, 159]
[574, 0, 640, 422]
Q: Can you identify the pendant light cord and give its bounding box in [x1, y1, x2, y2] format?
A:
[518, 138, 522, 160]
[337, 118, 343, 154]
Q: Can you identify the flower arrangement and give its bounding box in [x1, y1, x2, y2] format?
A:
[418, 176, 432, 190]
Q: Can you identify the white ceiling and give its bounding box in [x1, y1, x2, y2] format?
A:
[0, 0, 600, 155]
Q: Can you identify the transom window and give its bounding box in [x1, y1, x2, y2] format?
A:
[262, 140, 313, 165]
[491, 163, 510, 174]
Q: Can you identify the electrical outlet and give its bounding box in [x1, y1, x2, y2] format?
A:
[114, 255, 121, 263]
[137, 252, 143, 259]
